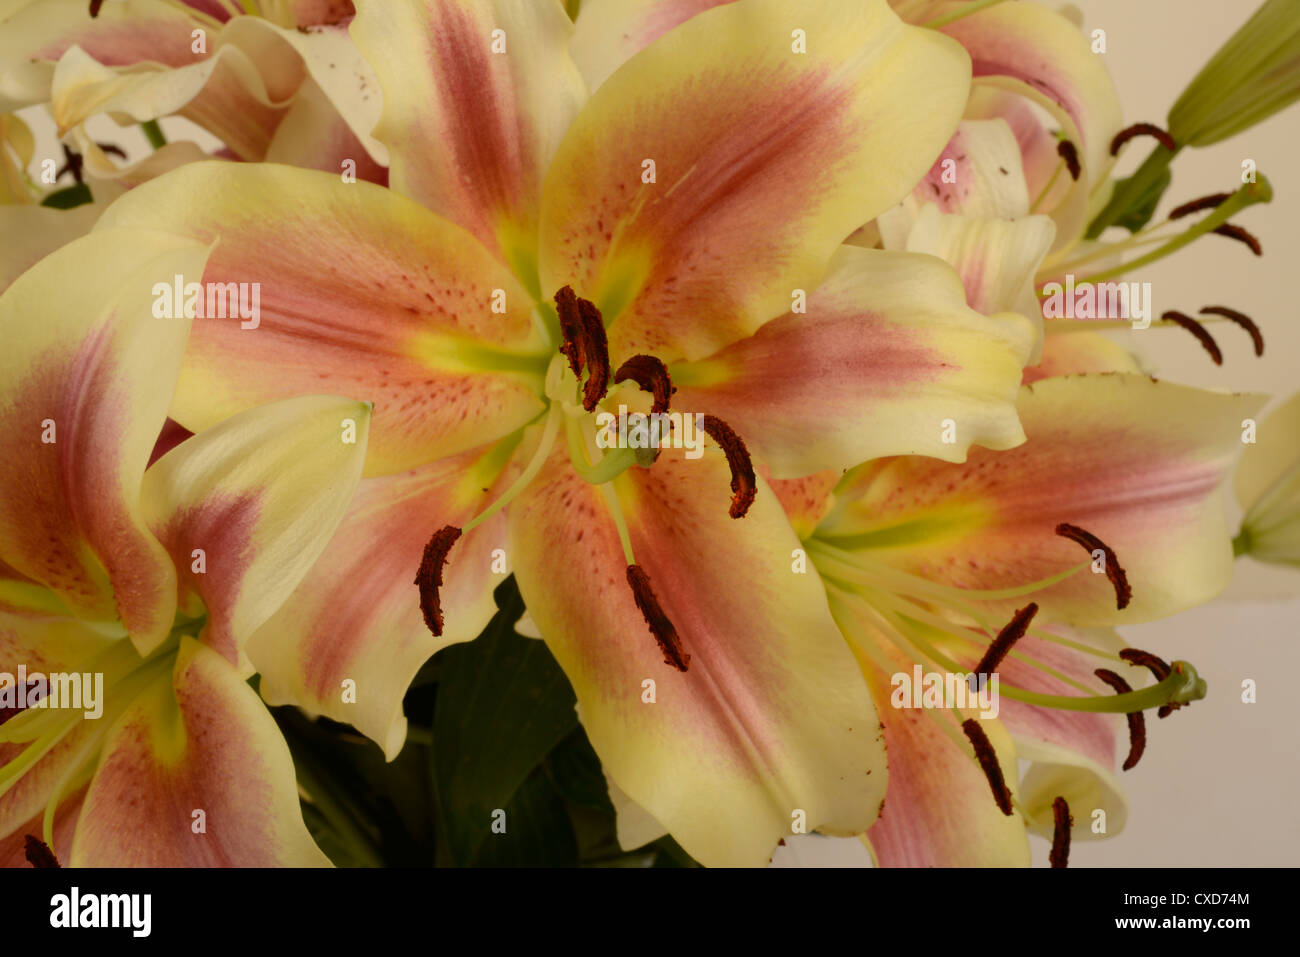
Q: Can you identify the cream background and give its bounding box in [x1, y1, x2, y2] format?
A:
[14, 0, 1299, 867]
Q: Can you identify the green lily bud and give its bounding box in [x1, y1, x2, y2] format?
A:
[1168, 0, 1300, 147]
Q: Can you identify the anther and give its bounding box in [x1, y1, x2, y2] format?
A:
[961, 719, 1014, 816]
[1118, 648, 1182, 718]
[1054, 523, 1132, 610]
[24, 835, 60, 868]
[415, 525, 462, 637]
[88, 0, 104, 17]
[626, 565, 689, 671]
[1094, 668, 1147, 770]
[973, 603, 1039, 677]
[614, 355, 675, 415]
[1212, 223, 1262, 256]
[1109, 122, 1177, 156]
[553, 287, 611, 411]
[1161, 310, 1223, 365]
[1049, 797, 1072, 868]
[700, 415, 756, 519]
[1056, 140, 1081, 181]
[1168, 192, 1231, 220]
[1199, 306, 1263, 356]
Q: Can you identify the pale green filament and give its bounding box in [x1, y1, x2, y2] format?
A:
[460, 402, 563, 536]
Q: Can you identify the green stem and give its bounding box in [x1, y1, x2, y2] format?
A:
[141, 120, 167, 151]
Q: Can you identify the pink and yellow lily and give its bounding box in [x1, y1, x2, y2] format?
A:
[0, 228, 371, 865]
[88, 0, 1055, 865]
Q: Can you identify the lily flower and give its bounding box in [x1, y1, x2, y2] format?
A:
[1233, 392, 1300, 569]
[0, 0, 385, 185]
[0, 228, 371, 865]
[92, 0, 1050, 865]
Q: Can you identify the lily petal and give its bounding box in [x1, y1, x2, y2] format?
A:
[0, 203, 103, 294]
[672, 246, 1033, 477]
[539, 0, 971, 362]
[1235, 392, 1300, 566]
[827, 375, 1266, 625]
[509, 442, 886, 867]
[70, 637, 330, 866]
[249, 445, 511, 760]
[140, 396, 371, 672]
[95, 162, 547, 476]
[828, 600, 1028, 867]
[569, 0, 731, 93]
[1022, 329, 1142, 384]
[0, 229, 211, 651]
[351, 0, 586, 271]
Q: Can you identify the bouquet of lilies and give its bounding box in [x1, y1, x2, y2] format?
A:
[1, 0, 1297, 869]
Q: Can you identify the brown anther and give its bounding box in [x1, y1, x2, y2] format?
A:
[1109, 122, 1177, 156]
[1118, 648, 1183, 718]
[24, 835, 60, 868]
[1168, 192, 1231, 220]
[700, 415, 756, 519]
[1212, 223, 1262, 256]
[1049, 797, 1073, 868]
[1056, 139, 1081, 181]
[973, 603, 1039, 677]
[1094, 668, 1147, 770]
[1161, 310, 1223, 365]
[1054, 523, 1132, 610]
[414, 525, 462, 637]
[553, 286, 610, 412]
[614, 355, 675, 415]
[962, 719, 1014, 815]
[626, 565, 689, 671]
[89, 0, 104, 17]
[1200, 306, 1263, 356]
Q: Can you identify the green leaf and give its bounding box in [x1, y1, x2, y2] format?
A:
[546, 727, 613, 813]
[431, 577, 580, 865]
[470, 766, 578, 867]
[40, 183, 93, 209]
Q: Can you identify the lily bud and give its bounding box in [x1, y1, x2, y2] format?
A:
[1167, 0, 1300, 147]
[1235, 392, 1300, 567]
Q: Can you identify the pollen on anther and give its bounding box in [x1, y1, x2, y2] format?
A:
[1056, 140, 1081, 181]
[1095, 668, 1147, 770]
[1049, 797, 1072, 869]
[614, 354, 675, 415]
[961, 718, 1014, 816]
[1161, 311, 1223, 365]
[701, 415, 756, 519]
[1054, 523, 1131, 610]
[1119, 648, 1183, 718]
[1200, 305, 1264, 356]
[415, 525, 462, 637]
[1168, 192, 1231, 220]
[1212, 223, 1262, 256]
[1109, 122, 1177, 156]
[24, 835, 60, 868]
[626, 565, 689, 671]
[973, 603, 1038, 677]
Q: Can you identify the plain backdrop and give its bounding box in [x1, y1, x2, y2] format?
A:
[14, 0, 1299, 868]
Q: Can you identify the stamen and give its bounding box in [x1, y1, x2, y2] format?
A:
[553, 287, 611, 411]
[1054, 523, 1132, 609]
[1212, 223, 1262, 256]
[1161, 310, 1223, 365]
[1110, 122, 1177, 156]
[1056, 140, 1081, 181]
[972, 603, 1039, 676]
[88, 0, 104, 17]
[415, 526, 462, 638]
[701, 415, 756, 519]
[1168, 191, 1231, 220]
[24, 835, 59, 868]
[1200, 305, 1263, 356]
[626, 565, 689, 671]
[1094, 668, 1147, 770]
[614, 355, 675, 415]
[1049, 797, 1072, 868]
[961, 719, 1014, 815]
[1119, 648, 1182, 718]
